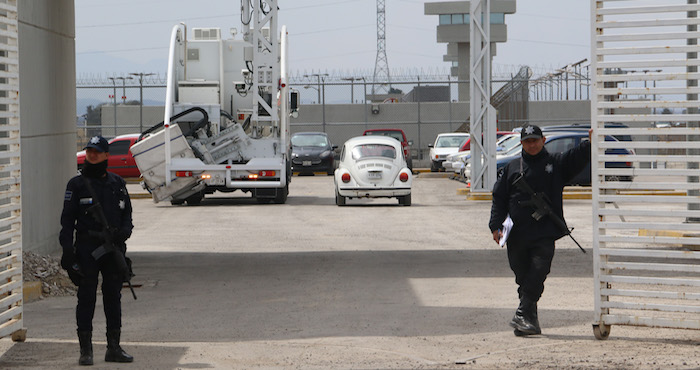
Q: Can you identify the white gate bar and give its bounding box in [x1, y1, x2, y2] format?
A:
[598, 195, 700, 203]
[599, 45, 700, 55]
[600, 127, 700, 135]
[600, 141, 700, 150]
[0, 0, 24, 342]
[599, 18, 700, 29]
[603, 288, 700, 300]
[599, 31, 700, 42]
[600, 275, 700, 287]
[598, 4, 700, 15]
[601, 221, 700, 231]
[598, 114, 700, 122]
[599, 235, 700, 245]
[599, 209, 700, 218]
[599, 168, 700, 176]
[599, 248, 700, 259]
[598, 59, 700, 68]
[599, 100, 700, 109]
[598, 86, 700, 95]
[601, 301, 700, 314]
[602, 315, 700, 330]
[598, 155, 700, 163]
[602, 261, 700, 273]
[599, 182, 700, 190]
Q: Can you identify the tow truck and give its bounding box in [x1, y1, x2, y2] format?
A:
[131, 0, 298, 205]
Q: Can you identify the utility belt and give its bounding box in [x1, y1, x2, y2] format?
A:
[75, 232, 104, 246]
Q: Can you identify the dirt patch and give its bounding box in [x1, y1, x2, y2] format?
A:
[22, 252, 76, 298]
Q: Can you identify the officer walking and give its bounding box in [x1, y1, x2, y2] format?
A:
[489, 124, 591, 336]
[60, 136, 134, 365]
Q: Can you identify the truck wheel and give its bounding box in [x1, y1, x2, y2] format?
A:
[407, 158, 413, 172]
[185, 192, 203, 205]
[170, 199, 185, 205]
[430, 161, 438, 172]
[273, 185, 288, 204]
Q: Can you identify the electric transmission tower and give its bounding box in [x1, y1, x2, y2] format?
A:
[372, 0, 390, 96]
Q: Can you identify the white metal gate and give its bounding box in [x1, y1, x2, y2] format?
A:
[591, 0, 700, 339]
[0, 0, 24, 342]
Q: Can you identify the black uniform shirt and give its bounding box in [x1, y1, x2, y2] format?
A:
[59, 172, 133, 252]
[489, 140, 591, 242]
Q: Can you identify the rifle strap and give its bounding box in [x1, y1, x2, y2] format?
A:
[81, 175, 103, 210]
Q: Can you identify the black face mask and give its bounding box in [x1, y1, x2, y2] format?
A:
[82, 160, 108, 178]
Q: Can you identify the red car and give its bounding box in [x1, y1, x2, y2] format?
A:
[458, 131, 514, 152]
[77, 134, 141, 178]
[362, 128, 413, 170]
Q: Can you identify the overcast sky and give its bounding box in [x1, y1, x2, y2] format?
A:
[75, 0, 591, 79]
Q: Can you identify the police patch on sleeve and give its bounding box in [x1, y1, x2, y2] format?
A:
[64, 190, 72, 201]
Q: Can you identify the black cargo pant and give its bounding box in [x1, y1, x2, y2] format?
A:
[75, 242, 123, 332]
[506, 237, 556, 302]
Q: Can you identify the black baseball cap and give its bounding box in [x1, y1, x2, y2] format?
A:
[84, 136, 109, 152]
[520, 124, 543, 141]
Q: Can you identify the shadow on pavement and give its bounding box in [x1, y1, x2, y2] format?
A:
[0, 340, 205, 369]
[22, 249, 593, 343]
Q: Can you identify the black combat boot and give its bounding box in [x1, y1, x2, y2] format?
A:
[77, 330, 93, 366]
[509, 297, 539, 335]
[105, 330, 134, 363]
[529, 301, 542, 335]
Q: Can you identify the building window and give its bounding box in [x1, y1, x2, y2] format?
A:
[490, 13, 505, 24]
[452, 61, 459, 67]
[439, 13, 503, 25]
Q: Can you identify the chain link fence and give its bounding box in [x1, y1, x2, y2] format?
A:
[76, 72, 592, 157]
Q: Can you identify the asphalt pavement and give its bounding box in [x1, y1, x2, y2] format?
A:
[1, 174, 698, 369]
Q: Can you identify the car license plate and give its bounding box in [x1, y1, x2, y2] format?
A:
[303, 161, 312, 166]
[367, 171, 382, 179]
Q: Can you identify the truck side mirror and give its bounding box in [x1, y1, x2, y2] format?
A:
[290, 90, 300, 118]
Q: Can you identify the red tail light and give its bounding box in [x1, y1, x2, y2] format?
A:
[259, 170, 276, 177]
[176, 171, 193, 177]
[399, 172, 409, 182]
[341, 173, 351, 183]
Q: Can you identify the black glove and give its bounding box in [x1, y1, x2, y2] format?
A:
[60, 251, 76, 271]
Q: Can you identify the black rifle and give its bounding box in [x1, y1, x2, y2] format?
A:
[512, 174, 586, 253]
[83, 177, 137, 299]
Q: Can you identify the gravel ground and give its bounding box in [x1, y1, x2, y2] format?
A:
[22, 252, 76, 298]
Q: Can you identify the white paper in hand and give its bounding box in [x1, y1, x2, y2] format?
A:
[499, 215, 513, 247]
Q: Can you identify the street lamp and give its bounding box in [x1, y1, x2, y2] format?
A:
[107, 77, 117, 136]
[115, 76, 133, 105]
[303, 73, 328, 104]
[129, 72, 155, 132]
[303, 85, 318, 103]
[342, 77, 360, 103]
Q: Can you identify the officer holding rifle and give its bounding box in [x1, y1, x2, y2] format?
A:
[59, 136, 134, 365]
[489, 124, 592, 336]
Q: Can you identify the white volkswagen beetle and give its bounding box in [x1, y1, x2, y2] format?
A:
[334, 136, 413, 206]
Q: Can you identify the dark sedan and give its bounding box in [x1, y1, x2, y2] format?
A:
[495, 131, 633, 185]
[291, 132, 337, 175]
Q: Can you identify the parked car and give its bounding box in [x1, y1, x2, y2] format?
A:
[444, 132, 519, 174]
[291, 132, 337, 175]
[76, 133, 141, 178]
[334, 136, 413, 206]
[464, 131, 633, 185]
[362, 128, 413, 170]
[457, 131, 514, 152]
[428, 132, 470, 172]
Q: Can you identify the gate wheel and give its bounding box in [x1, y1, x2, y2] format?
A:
[592, 323, 611, 340]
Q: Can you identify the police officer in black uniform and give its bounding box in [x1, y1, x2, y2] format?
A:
[489, 124, 591, 336]
[60, 136, 134, 365]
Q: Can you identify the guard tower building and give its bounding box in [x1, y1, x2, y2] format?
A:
[424, 0, 516, 101]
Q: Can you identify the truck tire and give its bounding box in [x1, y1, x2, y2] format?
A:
[273, 185, 288, 204]
[185, 192, 203, 205]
